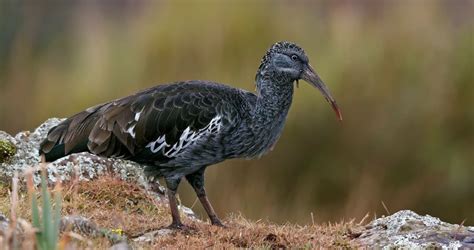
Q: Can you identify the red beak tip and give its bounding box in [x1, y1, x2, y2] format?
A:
[330, 102, 343, 122]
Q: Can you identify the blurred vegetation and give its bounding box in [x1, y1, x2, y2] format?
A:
[0, 0, 473, 224]
[30, 172, 62, 250]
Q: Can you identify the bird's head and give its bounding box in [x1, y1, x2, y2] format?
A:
[257, 41, 342, 121]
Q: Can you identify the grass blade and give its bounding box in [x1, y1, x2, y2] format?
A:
[40, 172, 54, 250]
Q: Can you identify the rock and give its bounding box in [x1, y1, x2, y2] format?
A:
[1, 118, 65, 172]
[60, 215, 126, 243]
[1, 213, 126, 244]
[0, 212, 24, 241]
[0, 212, 10, 235]
[0, 135, 16, 164]
[0, 118, 167, 194]
[60, 215, 101, 237]
[2, 119, 473, 247]
[0, 118, 196, 217]
[0, 118, 152, 189]
[132, 228, 173, 243]
[355, 210, 474, 249]
[109, 241, 130, 250]
[179, 205, 198, 220]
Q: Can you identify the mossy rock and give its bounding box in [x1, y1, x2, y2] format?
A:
[0, 140, 16, 163]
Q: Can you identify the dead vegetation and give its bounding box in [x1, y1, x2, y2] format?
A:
[147, 215, 356, 248]
[0, 175, 358, 248]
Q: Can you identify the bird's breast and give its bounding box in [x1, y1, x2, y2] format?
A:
[222, 112, 288, 159]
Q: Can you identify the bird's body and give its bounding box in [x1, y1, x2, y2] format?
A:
[42, 80, 291, 177]
[40, 41, 341, 228]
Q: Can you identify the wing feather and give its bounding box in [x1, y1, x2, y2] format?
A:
[40, 82, 229, 163]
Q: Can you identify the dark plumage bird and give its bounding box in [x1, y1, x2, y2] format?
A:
[40, 41, 342, 228]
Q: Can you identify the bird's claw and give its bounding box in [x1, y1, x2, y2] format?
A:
[211, 219, 226, 228]
[166, 222, 196, 231]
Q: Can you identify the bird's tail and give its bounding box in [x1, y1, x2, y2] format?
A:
[40, 110, 99, 162]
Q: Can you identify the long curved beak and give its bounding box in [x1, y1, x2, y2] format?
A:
[301, 64, 343, 121]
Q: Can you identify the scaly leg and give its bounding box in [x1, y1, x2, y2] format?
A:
[186, 168, 225, 227]
[165, 178, 184, 229]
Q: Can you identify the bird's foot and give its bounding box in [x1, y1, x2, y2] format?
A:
[166, 222, 194, 231]
[166, 221, 185, 230]
[210, 218, 226, 228]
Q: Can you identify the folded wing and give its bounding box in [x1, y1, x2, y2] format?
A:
[40, 82, 225, 163]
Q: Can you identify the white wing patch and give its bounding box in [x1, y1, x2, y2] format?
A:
[146, 115, 222, 157]
[134, 111, 142, 121]
[126, 124, 136, 138]
[147, 135, 169, 153]
[125, 109, 143, 138]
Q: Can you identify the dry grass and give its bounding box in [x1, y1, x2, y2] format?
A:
[148, 216, 356, 249]
[0, 176, 358, 248]
[61, 176, 169, 237]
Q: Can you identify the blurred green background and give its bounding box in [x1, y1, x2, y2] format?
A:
[1, 0, 473, 224]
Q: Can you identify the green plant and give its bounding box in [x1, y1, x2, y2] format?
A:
[30, 171, 62, 250]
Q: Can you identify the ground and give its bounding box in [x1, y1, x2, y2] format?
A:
[1, 119, 473, 248]
[0, 176, 357, 249]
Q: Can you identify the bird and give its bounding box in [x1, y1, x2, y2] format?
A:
[40, 41, 342, 229]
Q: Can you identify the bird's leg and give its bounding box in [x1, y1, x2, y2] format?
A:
[185, 168, 225, 227]
[165, 178, 184, 229]
[199, 194, 225, 227]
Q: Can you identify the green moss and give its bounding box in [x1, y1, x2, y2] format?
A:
[0, 140, 16, 163]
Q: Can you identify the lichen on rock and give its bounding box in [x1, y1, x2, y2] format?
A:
[0, 118, 152, 189]
[0, 118, 195, 217]
[0, 133, 17, 164]
[2, 119, 473, 248]
[355, 210, 474, 249]
[0, 118, 64, 182]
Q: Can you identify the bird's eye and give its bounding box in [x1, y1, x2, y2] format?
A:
[291, 54, 299, 61]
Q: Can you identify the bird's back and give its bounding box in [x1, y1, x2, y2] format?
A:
[40, 81, 256, 168]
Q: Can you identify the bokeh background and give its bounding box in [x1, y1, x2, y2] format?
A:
[1, 0, 473, 224]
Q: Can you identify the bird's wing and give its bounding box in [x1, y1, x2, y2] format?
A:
[40, 82, 228, 162]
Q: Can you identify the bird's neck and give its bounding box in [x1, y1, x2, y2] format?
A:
[252, 76, 294, 133]
[223, 76, 295, 159]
